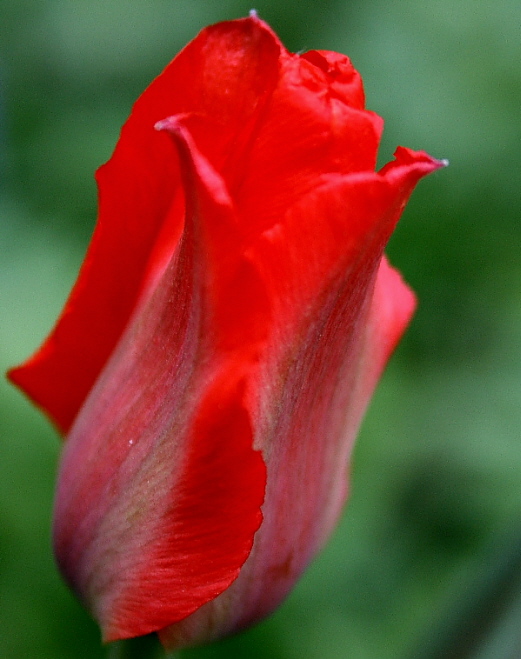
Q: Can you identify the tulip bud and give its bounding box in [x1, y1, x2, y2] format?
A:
[8, 15, 445, 650]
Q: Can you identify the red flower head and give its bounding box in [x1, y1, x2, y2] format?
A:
[8, 15, 445, 650]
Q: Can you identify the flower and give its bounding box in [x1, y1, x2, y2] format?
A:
[8, 14, 445, 649]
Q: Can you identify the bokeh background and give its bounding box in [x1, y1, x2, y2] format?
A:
[1, 1, 520, 658]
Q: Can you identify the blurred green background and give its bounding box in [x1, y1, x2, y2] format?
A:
[1, 1, 520, 658]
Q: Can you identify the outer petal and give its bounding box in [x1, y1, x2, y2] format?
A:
[160, 260, 414, 650]
[7, 16, 282, 433]
[53, 120, 268, 641]
[160, 149, 444, 648]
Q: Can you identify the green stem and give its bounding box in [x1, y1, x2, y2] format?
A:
[107, 634, 179, 659]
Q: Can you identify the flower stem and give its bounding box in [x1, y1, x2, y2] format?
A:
[107, 635, 177, 659]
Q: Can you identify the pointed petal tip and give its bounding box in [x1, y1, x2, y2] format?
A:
[154, 118, 172, 133]
[5, 362, 28, 404]
[203, 10, 276, 43]
[5, 363, 25, 403]
[5, 364, 17, 384]
[393, 146, 449, 171]
[154, 114, 191, 135]
[378, 147, 448, 188]
[6, 356, 68, 435]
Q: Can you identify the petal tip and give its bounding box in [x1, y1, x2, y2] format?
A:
[393, 146, 449, 172]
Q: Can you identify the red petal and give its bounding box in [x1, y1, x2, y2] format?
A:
[227, 50, 383, 244]
[53, 120, 267, 640]
[300, 50, 366, 109]
[246, 148, 444, 343]
[159, 150, 441, 648]
[7, 16, 282, 433]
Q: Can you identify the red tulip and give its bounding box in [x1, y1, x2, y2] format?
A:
[8, 14, 445, 649]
